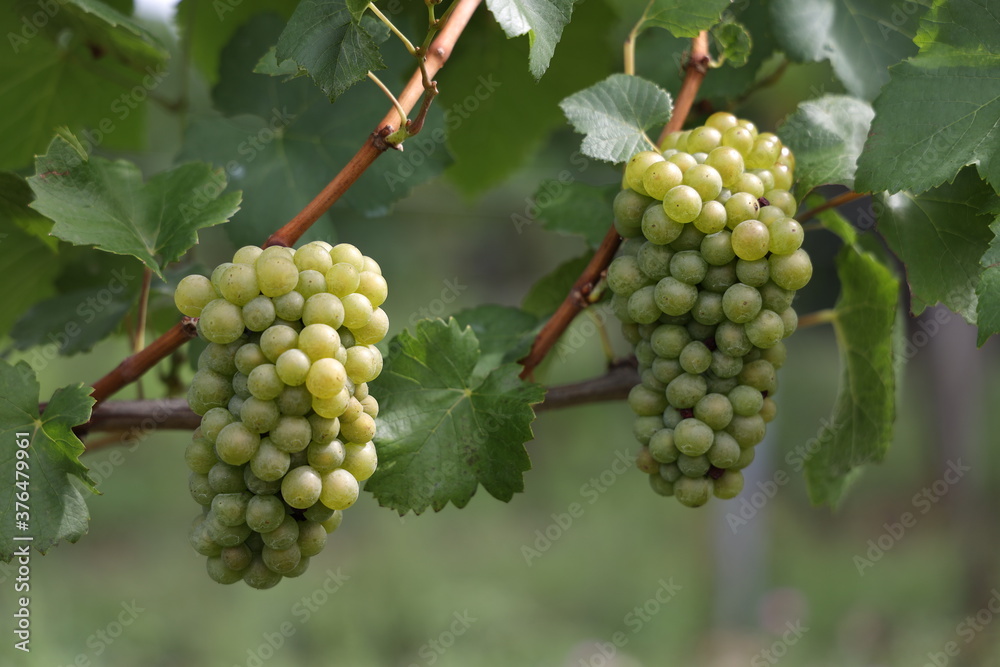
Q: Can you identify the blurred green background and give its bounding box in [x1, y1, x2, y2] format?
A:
[5, 0, 1000, 666]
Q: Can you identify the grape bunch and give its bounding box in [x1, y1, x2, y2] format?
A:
[173, 241, 388, 588]
[608, 112, 812, 508]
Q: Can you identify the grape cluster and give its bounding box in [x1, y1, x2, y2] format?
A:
[608, 112, 812, 508]
[173, 241, 388, 588]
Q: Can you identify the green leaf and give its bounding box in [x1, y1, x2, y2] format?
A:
[27, 132, 241, 280]
[711, 19, 751, 67]
[876, 169, 997, 322]
[0, 212, 59, 338]
[560, 74, 672, 164]
[805, 245, 899, 506]
[0, 361, 97, 559]
[58, 0, 169, 69]
[769, 0, 931, 100]
[0, 3, 165, 169]
[451, 305, 540, 378]
[367, 319, 545, 514]
[438, 0, 616, 194]
[177, 0, 295, 83]
[855, 0, 1000, 194]
[526, 180, 617, 247]
[274, 0, 386, 100]
[779, 95, 874, 195]
[812, 195, 857, 246]
[633, 0, 731, 38]
[180, 14, 448, 247]
[976, 204, 1000, 345]
[485, 0, 574, 79]
[347, 0, 370, 22]
[522, 252, 593, 319]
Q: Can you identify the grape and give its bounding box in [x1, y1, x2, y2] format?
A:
[665, 373, 707, 409]
[724, 192, 760, 229]
[344, 345, 382, 384]
[760, 281, 795, 312]
[654, 277, 698, 316]
[240, 397, 281, 434]
[260, 325, 299, 362]
[199, 299, 245, 344]
[735, 259, 770, 287]
[710, 350, 743, 379]
[652, 357, 683, 385]
[636, 242, 674, 280]
[340, 413, 377, 444]
[739, 360, 777, 393]
[216, 422, 261, 465]
[731, 172, 765, 199]
[705, 146, 744, 187]
[758, 205, 786, 227]
[768, 217, 804, 254]
[753, 169, 776, 192]
[662, 185, 702, 223]
[325, 263, 361, 300]
[649, 429, 679, 463]
[721, 126, 754, 154]
[212, 492, 251, 527]
[297, 323, 340, 361]
[693, 200, 728, 235]
[727, 414, 766, 448]
[642, 205, 685, 245]
[614, 189, 654, 238]
[357, 273, 388, 308]
[674, 418, 714, 456]
[722, 283, 762, 323]
[235, 343, 267, 375]
[175, 275, 217, 317]
[713, 470, 744, 499]
[607, 256, 649, 296]
[679, 341, 712, 374]
[185, 437, 218, 474]
[692, 291, 724, 326]
[256, 255, 299, 298]
[769, 249, 813, 291]
[342, 293, 374, 330]
[765, 189, 797, 217]
[668, 151, 698, 173]
[642, 160, 684, 200]
[674, 476, 711, 507]
[670, 250, 708, 285]
[700, 231, 736, 266]
[219, 263, 260, 306]
[694, 393, 733, 431]
[625, 150, 666, 195]
[281, 466, 323, 509]
[244, 467, 280, 495]
[341, 441, 378, 481]
[707, 431, 741, 468]
[271, 416, 313, 453]
[320, 469, 360, 510]
[250, 438, 290, 482]
[745, 309, 784, 349]
[701, 262, 738, 293]
[731, 220, 770, 261]
[242, 296, 276, 332]
[628, 385, 669, 416]
[682, 164, 723, 201]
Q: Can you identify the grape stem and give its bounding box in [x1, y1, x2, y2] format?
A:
[79, 361, 641, 448]
[368, 2, 417, 56]
[80, 0, 482, 410]
[797, 309, 836, 329]
[797, 190, 867, 222]
[367, 71, 409, 140]
[134, 267, 153, 353]
[520, 31, 712, 380]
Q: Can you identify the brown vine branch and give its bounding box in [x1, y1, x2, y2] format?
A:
[797, 309, 836, 329]
[797, 190, 867, 222]
[520, 32, 713, 380]
[82, 0, 482, 409]
[534, 361, 638, 413]
[658, 31, 711, 144]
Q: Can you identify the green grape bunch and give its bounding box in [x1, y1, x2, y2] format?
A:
[608, 112, 811, 508]
[174, 241, 388, 588]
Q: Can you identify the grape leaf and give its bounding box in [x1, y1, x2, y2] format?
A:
[560, 74, 672, 164]
[876, 169, 997, 323]
[0, 361, 97, 559]
[711, 18, 751, 68]
[274, 0, 386, 100]
[485, 0, 574, 79]
[179, 14, 448, 247]
[624, 0, 732, 38]
[0, 225, 59, 340]
[57, 0, 169, 69]
[522, 252, 594, 319]
[451, 305, 540, 378]
[976, 203, 1000, 345]
[855, 0, 1000, 194]
[525, 180, 617, 247]
[27, 132, 241, 280]
[779, 95, 874, 195]
[768, 0, 931, 101]
[0, 2, 166, 169]
[437, 0, 616, 194]
[346, 0, 370, 21]
[368, 318, 545, 514]
[176, 0, 294, 83]
[805, 243, 899, 506]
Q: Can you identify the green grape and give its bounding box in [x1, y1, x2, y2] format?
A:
[693, 200, 727, 234]
[735, 259, 770, 287]
[342, 293, 374, 330]
[244, 466, 281, 495]
[357, 272, 388, 308]
[256, 255, 299, 298]
[722, 283, 762, 323]
[746, 309, 784, 349]
[307, 439, 346, 473]
[705, 111, 738, 132]
[211, 492, 252, 527]
[232, 245, 264, 265]
[760, 281, 795, 312]
[768, 217, 804, 255]
[686, 320, 715, 341]
[669, 250, 708, 285]
[649, 429, 679, 463]
[613, 189, 654, 238]
[746, 136, 781, 169]
[198, 340, 242, 376]
[642, 203, 685, 245]
[312, 388, 351, 419]
[191, 517, 223, 556]
[219, 264, 260, 306]
[227, 395, 245, 418]
[665, 373, 707, 409]
[769, 249, 812, 291]
[297, 521, 327, 558]
[205, 516, 251, 548]
[724, 192, 760, 229]
[199, 299, 246, 344]
[243, 557, 283, 590]
[709, 350, 742, 379]
[240, 397, 281, 434]
[221, 544, 253, 572]
[652, 357, 683, 385]
[674, 418, 714, 456]
[260, 325, 299, 362]
[752, 168, 776, 192]
[246, 494, 287, 534]
[758, 205, 786, 227]
[206, 556, 244, 585]
[679, 341, 712, 374]
[721, 126, 754, 155]
[708, 431, 742, 469]
[727, 414, 766, 448]
[320, 469, 360, 510]
[760, 397, 778, 422]
[211, 263, 235, 295]
[707, 376, 740, 397]
[687, 126, 722, 153]
[608, 255, 649, 296]
[731, 172, 765, 199]
[761, 339, 787, 369]
[650, 324, 691, 359]
[295, 270, 326, 299]
[272, 290, 305, 322]
[668, 152, 698, 173]
[659, 462, 682, 483]
[642, 160, 684, 200]
[739, 360, 777, 393]
[293, 243, 333, 273]
[271, 416, 313, 453]
[713, 469, 744, 499]
[326, 244, 362, 272]
[274, 348, 311, 386]
[250, 438, 291, 481]
[628, 385, 669, 416]
[704, 146, 744, 187]
[728, 385, 764, 416]
[669, 223, 706, 251]
[345, 345, 382, 384]
[323, 263, 359, 299]
[701, 262, 738, 293]
[209, 462, 246, 494]
[341, 441, 377, 481]
[681, 164, 723, 201]
[694, 393, 733, 431]
[188, 370, 234, 414]
[297, 323, 341, 361]
[662, 185, 702, 223]
[715, 321, 753, 357]
[654, 277, 698, 316]
[299, 293, 344, 329]
[771, 163, 794, 190]
[189, 472, 216, 506]
[676, 454, 711, 478]
[765, 189, 797, 217]
[231, 372, 250, 399]
[216, 421, 261, 465]
[636, 447, 661, 474]
[627, 285, 662, 324]
[247, 364, 285, 401]
[234, 343, 267, 375]
[636, 242, 674, 280]
[625, 150, 666, 195]
[275, 385, 311, 417]
[692, 290, 724, 326]
[700, 231, 736, 266]
[731, 220, 770, 261]
[649, 474, 675, 497]
[633, 416, 662, 446]
[186, 436, 218, 474]
[280, 466, 323, 509]
[733, 446, 756, 470]
[305, 358, 347, 399]
[340, 413, 376, 444]
[242, 295, 276, 332]
[175, 275, 218, 317]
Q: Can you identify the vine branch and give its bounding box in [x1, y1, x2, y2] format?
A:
[520, 31, 713, 380]
[797, 190, 867, 222]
